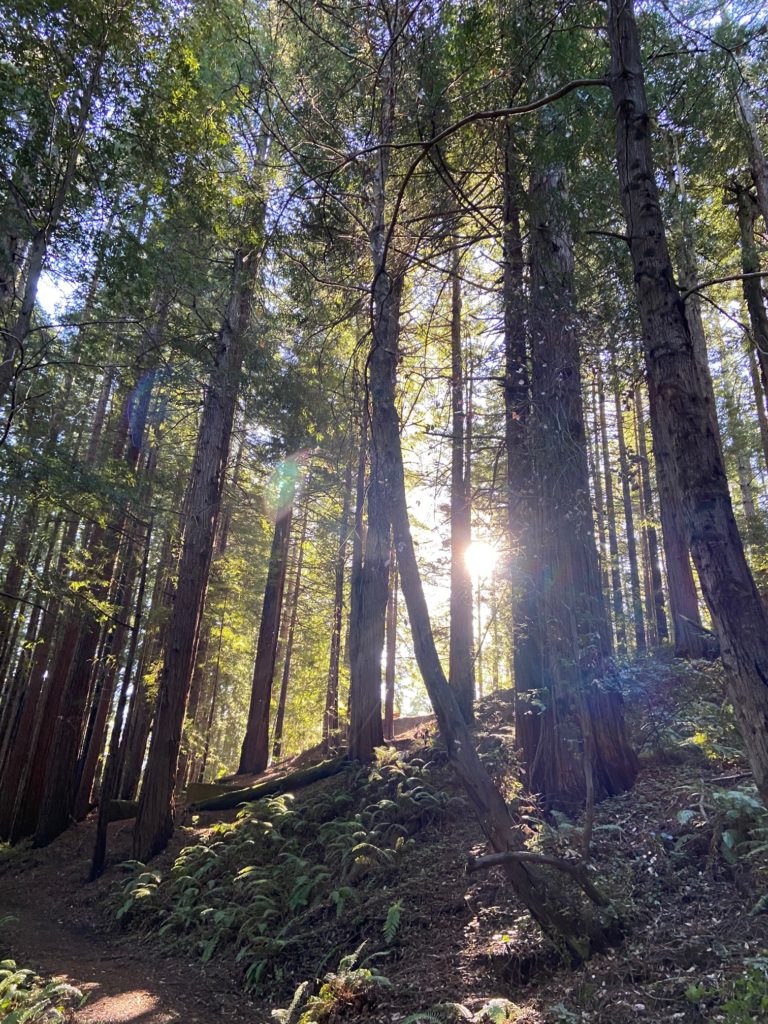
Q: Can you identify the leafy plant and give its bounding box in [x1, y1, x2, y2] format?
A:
[382, 899, 403, 943]
[722, 954, 768, 1022]
[0, 960, 83, 1023]
[117, 754, 465, 992]
[275, 945, 391, 1024]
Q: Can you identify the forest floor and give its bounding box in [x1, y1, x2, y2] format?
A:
[2, 662, 768, 1023]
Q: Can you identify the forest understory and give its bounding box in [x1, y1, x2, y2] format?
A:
[3, 656, 767, 1024]
[4, 0, 768, 1020]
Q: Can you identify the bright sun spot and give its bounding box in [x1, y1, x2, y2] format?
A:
[464, 540, 498, 582]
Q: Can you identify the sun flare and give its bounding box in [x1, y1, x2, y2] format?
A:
[464, 540, 498, 581]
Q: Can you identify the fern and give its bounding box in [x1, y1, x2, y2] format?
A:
[383, 899, 403, 943]
[0, 961, 83, 1024]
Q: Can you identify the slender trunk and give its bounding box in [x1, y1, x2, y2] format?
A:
[598, 370, 626, 651]
[613, 377, 646, 651]
[588, 378, 611, 640]
[607, 0, 768, 804]
[347, 45, 398, 763]
[272, 496, 310, 760]
[634, 386, 669, 643]
[384, 547, 397, 740]
[734, 183, 768, 417]
[198, 600, 227, 784]
[238, 500, 293, 774]
[747, 347, 768, 472]
[90, 518, 152, 879]
[449, 251, 474, 721]
[0, 44, 105, 411]
[324, 452, 353, 741]
[134, 230, 258, 860]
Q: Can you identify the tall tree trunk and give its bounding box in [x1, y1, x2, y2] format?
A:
[735, 82, 768, 233]
[613, 375, 646, 652]
[197, 599, 227, 785]
[0, 43, 105, 413]
[366, 255, 620, 958]
[324, 452, 353, 742]
[133, 231, 258, 860]
[384, 547, 397, 740]
[607, 0, 768, 804]
[746, 346, 768, 472]
[520, 160, 636, 809]
[449, 250, 474, 722]
[733, 183, 768, 415]
[588, 378, 612, 642]
[238, 498, 294, 774]
[347, 38, 399, 764]
[634, 386, 669, 643]
[598, 371, 626, 651]
[272, 496, 310, 760]
[501, 132, 542, 769]
[90, 518, 152, 878]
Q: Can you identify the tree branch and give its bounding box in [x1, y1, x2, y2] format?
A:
[680, 270, 768, 300]
[466, 850, 609, 906]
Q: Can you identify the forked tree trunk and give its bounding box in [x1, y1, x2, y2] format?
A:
[607, 0, 768, 804]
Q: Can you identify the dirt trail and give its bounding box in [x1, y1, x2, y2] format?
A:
[0, 818, 256, 1024]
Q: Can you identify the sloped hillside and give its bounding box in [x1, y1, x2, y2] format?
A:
[2, 657, 768, 1023]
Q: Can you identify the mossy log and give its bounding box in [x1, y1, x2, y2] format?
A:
[105, 799, 139, 822]
[189, 755, 349, 811]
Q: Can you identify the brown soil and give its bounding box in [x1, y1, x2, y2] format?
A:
[0, 820, 255, 1023]
[2, 689, 768, 1023]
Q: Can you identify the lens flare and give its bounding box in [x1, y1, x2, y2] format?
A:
[264, 451, 309, 522]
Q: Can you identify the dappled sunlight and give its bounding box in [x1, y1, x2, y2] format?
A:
[78, 988, 165, 1024]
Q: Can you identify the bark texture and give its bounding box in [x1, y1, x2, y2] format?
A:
[607, 0, 768, 804]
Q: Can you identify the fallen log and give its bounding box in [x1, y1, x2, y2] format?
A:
[189, 755, 350, 811]
[105, 799, 139, 822]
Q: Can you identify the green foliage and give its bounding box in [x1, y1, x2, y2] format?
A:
[673, 783, 768, 871]
[721, 955, 768, 1022]
[685, 954, 768, 1021]
[382, 900, 403, 943]
[0, 960, 82, 1024]
[400, 1000, 521, 1024]
[119, 756, 464, 991]
[272, 946, 391, 1024]
[619, 655, 740, 762]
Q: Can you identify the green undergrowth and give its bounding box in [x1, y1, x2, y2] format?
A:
[0, 957, 83, 1023]
[618, 652, 741, 763]
[116, 749, 467, 993]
